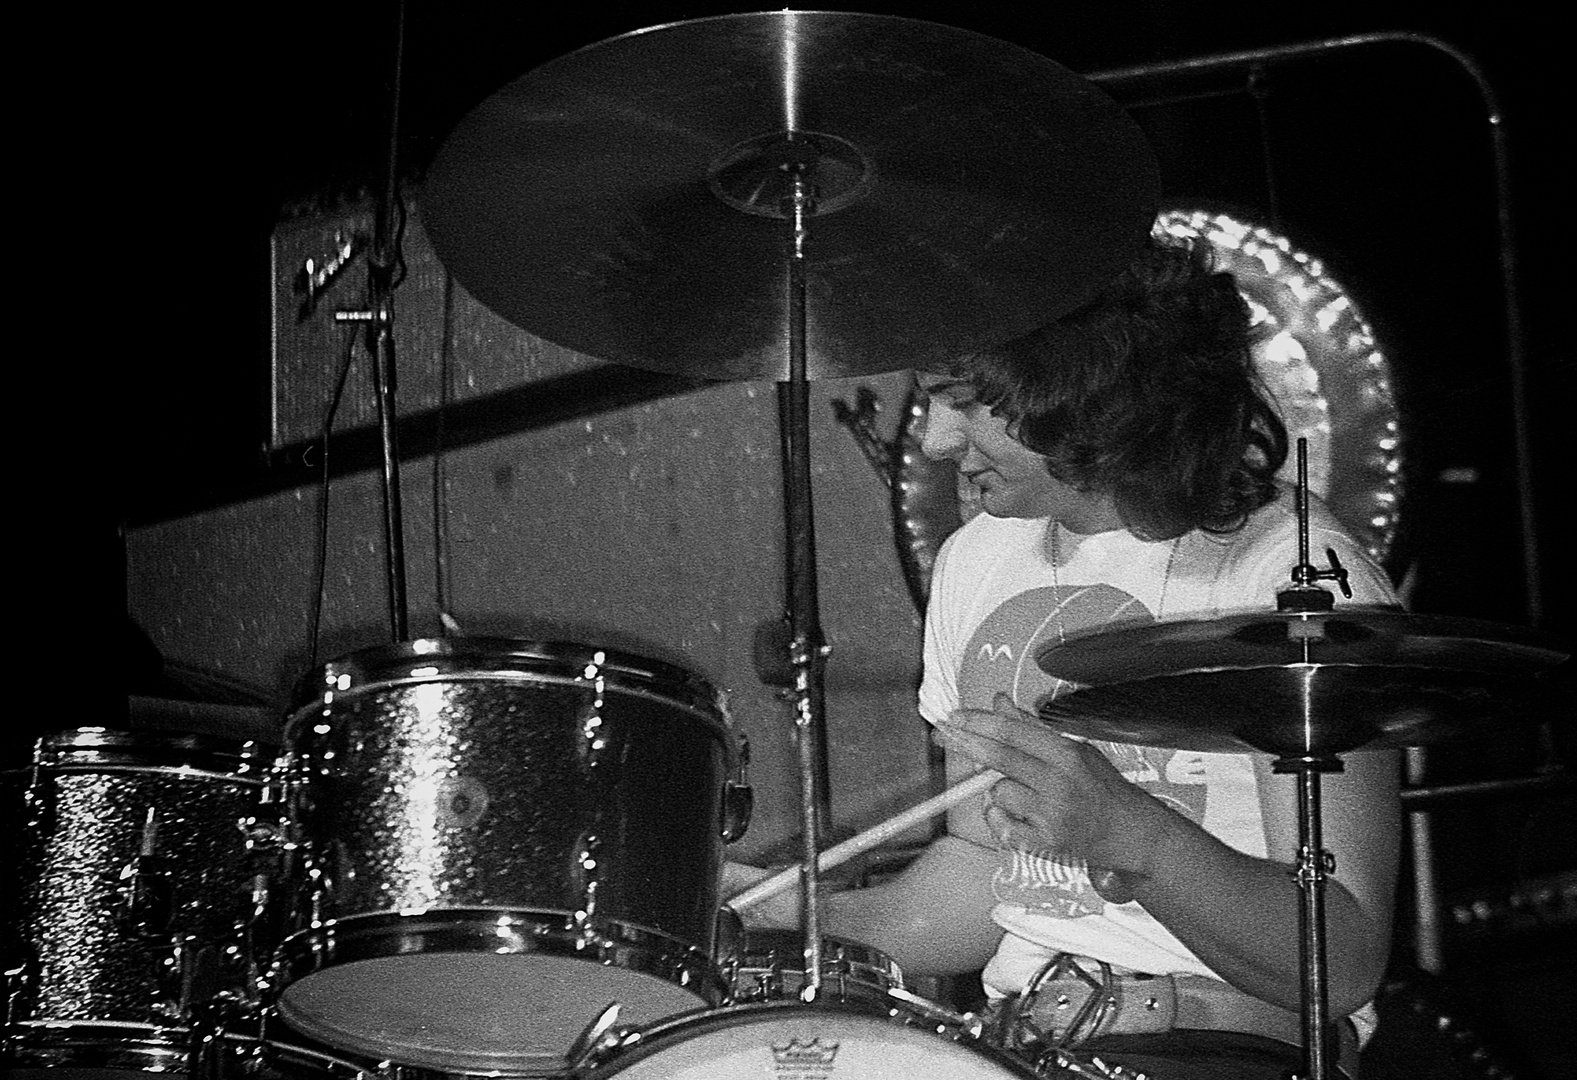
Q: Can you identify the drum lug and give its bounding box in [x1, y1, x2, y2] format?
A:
[242, 812, 291, 882]
[713, 907, 744, 990]
[721, 780, 754, 844]
[186, 989, 253, 1080]
[721, 732, 753, 843]
[571, 832, 604, 923]
[137, 936, 194, 1021]
[3, 947, 39, 1028]
[285, 854, 335, 930]
[117, 837, 176, 939]
[22, 764, 56, 838]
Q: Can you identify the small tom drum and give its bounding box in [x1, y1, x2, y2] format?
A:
[2, 728, 274, 1072]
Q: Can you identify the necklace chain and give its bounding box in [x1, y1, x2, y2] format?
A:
[1048, 525, 1182, 646]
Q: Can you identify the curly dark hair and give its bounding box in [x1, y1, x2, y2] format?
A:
[947, 233, 1287, 540]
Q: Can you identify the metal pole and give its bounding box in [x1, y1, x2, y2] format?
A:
[368, 0, 410, 641]
[1277, 752, 1340, 1080]
[1090, 32, 1542, 627]
[784, 166, 829, 1000]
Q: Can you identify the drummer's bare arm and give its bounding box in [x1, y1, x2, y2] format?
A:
[724, 745, 1006, 978]
[940, 707, 1400, 1017]
[822, 832, 1006, 977]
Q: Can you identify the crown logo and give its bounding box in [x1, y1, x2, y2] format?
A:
[771, 1038, 840, 1068]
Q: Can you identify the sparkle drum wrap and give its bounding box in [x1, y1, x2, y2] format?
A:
[587, 1001, 1042, 1080]
[269, 638, 737, 1075]
[1, 728, 274, 1071]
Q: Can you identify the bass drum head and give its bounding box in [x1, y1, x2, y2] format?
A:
[275, 942, 712, 1075]
[595, 1002, 1038, 1079]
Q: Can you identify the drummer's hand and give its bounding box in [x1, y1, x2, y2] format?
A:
[721, 861, 801, 929]
[936, 694, 1171, 891]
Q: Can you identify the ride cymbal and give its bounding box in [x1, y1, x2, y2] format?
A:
[1035, 608, 1571, 755]
[421, 11, 1159, 381]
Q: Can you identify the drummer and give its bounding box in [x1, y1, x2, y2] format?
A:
[728, 233, 1401, 1080]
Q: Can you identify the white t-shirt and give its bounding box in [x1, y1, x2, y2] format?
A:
[917, 489, 1397, 996]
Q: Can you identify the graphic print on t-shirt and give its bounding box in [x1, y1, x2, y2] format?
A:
[958, 584, 1211, 918]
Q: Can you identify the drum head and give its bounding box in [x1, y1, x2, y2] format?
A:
[596, 1002, 1038, 1078]
[276, 952, 710, 1074]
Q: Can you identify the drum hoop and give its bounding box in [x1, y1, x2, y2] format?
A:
[294, 671, 722, 727]
[4, 1022, 381, 1079]
[24, 726, 276, 778]
[729, 931, 906, 1001]
[2, 1020, 192, 1070]
[298, 637, 720, 706]
[589, 999, 1041, 1077]
[220, 1030, 381, 1080]
[282, 671, 734, 783]
[290, 640, 728, 738]
[270, 907, 730, 1006]
[7, 1020, 187, 1033]
[17, 761, 269, 786]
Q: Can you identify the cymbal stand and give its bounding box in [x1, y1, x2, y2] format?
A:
[1273, 745, 1341, 1080]
[780, 150, 831, 1001]
[1272, 438, 1344, 1080]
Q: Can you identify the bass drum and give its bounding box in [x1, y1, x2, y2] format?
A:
[587, 1000, 1043, 1080]
[268, 638, 747, 1077]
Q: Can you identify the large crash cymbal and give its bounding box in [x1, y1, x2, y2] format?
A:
[1034, 608, 1571, 756]
[421, 11, 1159, 381]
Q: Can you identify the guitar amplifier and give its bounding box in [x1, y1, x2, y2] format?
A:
[268, 193, 608, 451]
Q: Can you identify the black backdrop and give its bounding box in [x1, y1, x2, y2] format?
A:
[60, 3, 1562, 621]
[29, 0, 1571, 953]
[38, 0, 1569, 849]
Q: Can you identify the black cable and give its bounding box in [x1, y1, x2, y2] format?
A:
[432, 269, 455, 622]
[1246, 64, 1284, 233]
[308, 327, 361, 673]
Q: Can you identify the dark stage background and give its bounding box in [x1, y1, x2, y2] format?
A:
[23, 2, 1572, 1076]
[64, 2, 1567, 626]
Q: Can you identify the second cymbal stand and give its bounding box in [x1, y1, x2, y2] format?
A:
[1272, 439, 1357, 1080]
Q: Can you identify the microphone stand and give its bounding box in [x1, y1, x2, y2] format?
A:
[334, 0, 410, 642]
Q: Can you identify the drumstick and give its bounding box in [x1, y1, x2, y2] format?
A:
[726, 769, 999, 911]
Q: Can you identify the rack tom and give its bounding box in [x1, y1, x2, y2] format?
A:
[268, 638, 747, 1076]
